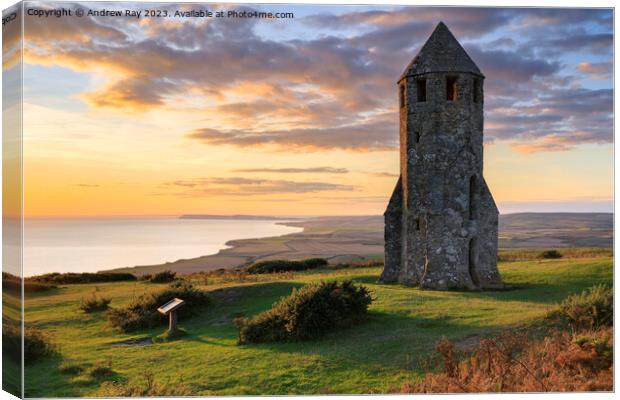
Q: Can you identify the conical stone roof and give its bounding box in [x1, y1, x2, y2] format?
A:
[399, 22, 483, 81]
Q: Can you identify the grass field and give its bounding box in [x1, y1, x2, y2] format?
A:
[22, 253, 612, 396]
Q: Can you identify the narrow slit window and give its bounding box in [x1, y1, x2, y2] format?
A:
[416, 79, 426, 102]
[399, 84, 405, 108]
[415, 218, 420, 230]
[414, 131, 420, 144]
[446, 77, 457, 101]
[473, 79, 480, 103]
[469, 175, 477, 220]
[469, 238, 479, 286]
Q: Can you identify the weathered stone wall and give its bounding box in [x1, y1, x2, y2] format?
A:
[381, 177, 403, 283]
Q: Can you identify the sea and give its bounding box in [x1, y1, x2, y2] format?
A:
[22, 217, 303, 277]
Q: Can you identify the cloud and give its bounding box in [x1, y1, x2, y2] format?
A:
[22, 4, 613, 154]
[543, 33, 613, 55]
[485, 86, 612, 151]
[303, 7, 512, 37]
[160, 177, 356, 196]
[468, 46, 561, 84]
[368, 171, 399, 178]
[232, 167, 348, 174]
[512, 131, 609, 154]
[187, 116, 398, 151]
[577, 61, 613, 80]
[73, 183, 100, 188]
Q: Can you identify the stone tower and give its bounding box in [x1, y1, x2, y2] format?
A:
[381, 22, 503, 290]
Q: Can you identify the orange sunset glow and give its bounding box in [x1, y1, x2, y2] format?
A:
[3, 4, 611, 217]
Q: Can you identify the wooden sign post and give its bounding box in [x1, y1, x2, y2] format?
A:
[157, 298, 185, 334]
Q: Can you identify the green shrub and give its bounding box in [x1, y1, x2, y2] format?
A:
[301, 258, 329, 269]
[149, 270, 176, 283]
[59, 362, 84, 375]
[89, 361, 115, 379]
[560, 284, 613, 329]
[28, 272, 136, 284]
[79, 293, 111, 313]
[3, 272, 56, 293]
[24, 328, 57, 364]
[238, 280, 372, 344]
[24, 281, 57, 292]
[540, 249, 563, 259]
[106, 280, 210, 332]
[246, 258, 329, 274]
[2, 325, 56, 364]
[2, 325, 21, 363]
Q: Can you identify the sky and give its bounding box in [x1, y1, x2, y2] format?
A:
[4, 2, 614, 217]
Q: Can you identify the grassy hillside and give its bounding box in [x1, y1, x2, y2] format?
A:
[23, 253, 612, 396]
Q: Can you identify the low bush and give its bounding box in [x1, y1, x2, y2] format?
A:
[403, 326, 613, 393]
[24, 328, 57, 364]
[89, 361, 115, 379]
[301, 258, 329, 269]
[541, 249, 563, 259]
[148, 270, 176, 283]
[28, 272, 136, 284]
[139, 274, 152, 281]
[2, 325, 56, 364]
[59, 362, 84, 375]
[246, 258, 329, 274]
[24, 281, 57, 292]
[106, 280, 210, 332]
[3, 272, 56, 293]
[237, 280, 372, 344]
[330, 260, 384, 269]
[79, 293, 112, 313]
[559, 284, 613, 330]
[2, 325, 21, 363]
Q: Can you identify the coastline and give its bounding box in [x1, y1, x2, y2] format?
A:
[103, 216, 385, 276]
[23, 217, 302, 277]
[102, 212, 613, 276]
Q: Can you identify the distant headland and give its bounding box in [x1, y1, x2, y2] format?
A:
[179, 214, 303, 221]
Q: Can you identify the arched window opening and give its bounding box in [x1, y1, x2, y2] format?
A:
[416, 79, 426, 102]
[446, 77, 458, 101]
[469, 175, 477, 220]
[473, 79, 481, 103]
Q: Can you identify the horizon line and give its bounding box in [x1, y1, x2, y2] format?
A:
[19, 210, 615, 220]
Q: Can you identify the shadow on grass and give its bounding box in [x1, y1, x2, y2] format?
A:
[234, 311, 490, 372]
[24, 353, 99, 397]
[373, 278, 608, 305]
[467, 280, 608, 304]
[346, 274, 381, 285]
